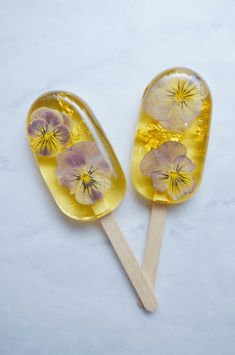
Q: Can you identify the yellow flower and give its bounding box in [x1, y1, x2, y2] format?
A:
[140, 141, 196, 200]
[143, 72, 208, 132]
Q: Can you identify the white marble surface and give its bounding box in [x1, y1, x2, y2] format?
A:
[1, 0, 235, 354]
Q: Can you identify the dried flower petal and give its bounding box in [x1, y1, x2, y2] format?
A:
[28, 107, 72, 156]
[141, 141, 196, 200]
[56, 141, 112, 205]
[143, 72, 208, 132]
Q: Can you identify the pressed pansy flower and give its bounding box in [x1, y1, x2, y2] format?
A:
[143, 72, 208, 132]
[28, 107, 72, 156]
[140, 141, 196, 200]
[55, 141, 112, 205]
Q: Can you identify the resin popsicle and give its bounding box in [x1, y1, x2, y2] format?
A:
[26, 91, 157, 312]
[131, 67, 212, 303]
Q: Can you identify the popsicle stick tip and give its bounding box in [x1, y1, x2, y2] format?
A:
[144, 299, 158, 313]
[99, 213, 157, 311]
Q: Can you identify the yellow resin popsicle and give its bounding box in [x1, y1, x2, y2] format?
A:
[131, 68, 212, 307]
[26, 91, 126, 221]
[131, 67, 212, 204]
[26, 91, 157, 312]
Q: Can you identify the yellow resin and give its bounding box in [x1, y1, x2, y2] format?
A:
[26, 91, 126, 221]
[131, 67, 212, 204]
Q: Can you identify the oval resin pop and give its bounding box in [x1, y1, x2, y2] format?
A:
[131, 67, 212, 204]
[26, 91, 126, 221]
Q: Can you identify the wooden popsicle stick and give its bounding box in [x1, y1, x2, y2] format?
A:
[99, 212, 157, 312]
[138, 202, 167, 307]
[143, 202, 167, 287]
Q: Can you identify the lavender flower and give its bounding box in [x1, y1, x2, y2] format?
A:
[141, 141, 196, 200]
[28, 107, 72, 156]
[56, 141, 112, 205]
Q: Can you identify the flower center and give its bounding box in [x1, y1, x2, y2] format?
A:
[169, 170, 179, 180]
[167, 80, 197, 106]
[168, 168, 191, 189]
[43, 131, 55, 141]
[81, 172, 91, 183]
[175, 91, 186, 102]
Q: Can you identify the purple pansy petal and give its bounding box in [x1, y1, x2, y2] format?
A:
[91, 189, 103, 201]
[140, 150, 165, 177]
[174, 155, 196, 173]
[65, 151, 86, 167]
[55, 166, 78, 188]
[31, 108, 61, 125]
[28, 118, 48, 136]
[57, 146, 87, 167]
[151, 170, 168, 192]
[55, 125, 70, 145]
[141, 141, 187, 177]
[44, 110, 63, 127]
[39, 146, 50, 156]
[154, 141, 186, 164]
[30, 108, 46, 121]
[91, 156, 112, 175]
[62, 113, 72, 128]
[28, 107, 73, 157]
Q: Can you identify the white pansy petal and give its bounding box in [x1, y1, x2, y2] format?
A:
[178, 98, 202, 124]
[154, 141, 186, 164]
[75, 179, 93, 205]
[151, 170, 168, 192]
[161, 109, 187, 131]
[80, 141, 101, 160]
[140, 150, 165, 177]
[153, 100, 175, 122]
[93, 171, 112, 193]
[167, 176, 196, 200]
[70, 179, 80, 195]
[142, 72, 207, 132]
[198, 82, 208, 98]
[174, 155, 196, 173]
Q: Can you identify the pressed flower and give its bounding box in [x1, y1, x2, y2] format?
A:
[55, 141, 112, 205]
[143, 72, 208, 132]
[140, 141, 196, 200]
[28, 107, 72, 156]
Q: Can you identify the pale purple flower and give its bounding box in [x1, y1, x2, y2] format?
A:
[141, 141, 196, 200]
[143, 71, 208, 132]
[56, 141, 112, 205]
[28, 107, 72, 156]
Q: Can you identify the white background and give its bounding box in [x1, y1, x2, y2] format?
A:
[0, 1, 235, 354]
